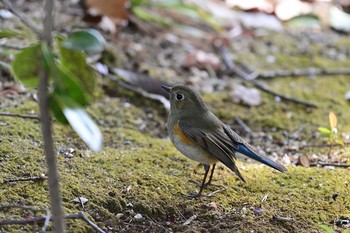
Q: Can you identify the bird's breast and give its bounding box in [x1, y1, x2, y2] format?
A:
[169, 121, 217, 165]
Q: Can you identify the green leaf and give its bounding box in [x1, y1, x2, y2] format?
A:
[49, 94, 69, 124]
[0, 30, 22, 39]
[132, 7, 173, 26]
[286, 15, 321, 29]
[52, 94, 103, 152]
[41, 43, 90, 106]
[130, 0, 145, 7]
[318, 224, 335, 233]
[0, 61, 11, 70]
[11, 44, 41, 87]
[336, 139, 344, 147]
[61, 29, 105, 53]
[318, 127, 332, 135]
[58, 45, 97, 97]
[56, 64, 90, 106]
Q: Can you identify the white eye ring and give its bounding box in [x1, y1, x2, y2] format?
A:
[175, 93, 184, 101]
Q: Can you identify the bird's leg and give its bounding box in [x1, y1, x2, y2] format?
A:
[185, 164, 210, 198]
[190, 163, 218, 187]
[186, 164, 226, 198]
[205, 163, 216, 186]
[204, 164, 227, 197]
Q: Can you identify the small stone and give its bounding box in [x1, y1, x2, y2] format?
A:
[208, 202, 217, 209]
[73, 197, 88, 205]
[134, 213, 143, 219]
[116, 213, 124, 219]
[332, 192, 339, 201]
[254, 207, 264, 215]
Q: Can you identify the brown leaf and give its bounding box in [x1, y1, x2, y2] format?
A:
[82, 0, 129, 33]
[297, 155, 310, 167]
[329, 112, 337, 130]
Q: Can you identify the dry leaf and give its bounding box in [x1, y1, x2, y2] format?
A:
[82, 0, 129, 34]
[329, 112, 337, 130]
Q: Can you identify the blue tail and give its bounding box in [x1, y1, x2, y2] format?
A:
[236, 144, 286, 172]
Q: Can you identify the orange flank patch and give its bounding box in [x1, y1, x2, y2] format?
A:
[174, 122, 193, 144]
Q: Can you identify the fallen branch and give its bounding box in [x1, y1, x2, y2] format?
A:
[214, 43, 317, 108]
[300, 142, 350, 149]
[1, 0, 42, 35]
[0, 112, 39, 119]
[3, 175, 47, 183]
[272, 215, 294, 222]
[0, 211, 105, 233]
[310, 162, 350, 168]
[234, 117, 252, 135]
[259, 67, 350, 79]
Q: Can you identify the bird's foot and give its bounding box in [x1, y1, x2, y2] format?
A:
[189, 180, 225, 189]
[183, 181, 227, 198]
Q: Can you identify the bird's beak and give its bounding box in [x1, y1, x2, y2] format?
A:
[161, 85, 172, 93]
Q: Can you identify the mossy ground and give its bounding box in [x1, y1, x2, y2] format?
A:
[1, 31, 350, 232]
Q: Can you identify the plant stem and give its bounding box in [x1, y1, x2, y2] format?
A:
[38, 0, 66, 232]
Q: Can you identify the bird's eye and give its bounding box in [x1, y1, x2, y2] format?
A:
[175, 93, 184, 101]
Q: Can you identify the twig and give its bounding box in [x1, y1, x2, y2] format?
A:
[310, 162, 350, 168]
[300, 142, 350, 149]
[0, 44, 26, 50]
[0, 204, 41, 213]
[0, 112, 39, 119]
[259, 68, 350, 79]
[1, 0, 42, 35]
[214, 43, 317, 108]
[272, 215, 294, 222]
[234, 117, 252, 135]
[183, 215, 197, 226]
[0, 211, 106, 233]
[41, 209, 51, 233]
[3, 175, 47, 183]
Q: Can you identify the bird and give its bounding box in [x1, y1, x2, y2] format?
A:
[161, 84, 287, 198]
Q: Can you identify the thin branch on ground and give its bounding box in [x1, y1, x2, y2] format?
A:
[0, 44, 26, 50]
[310, 162, 350, 168]
[3, 175, 47, 183]
[272, 215, 294, 222]
[259, 67, 350, 79]
[300, 142, 350, 149]
[0, 204, 42, 213]
[1, 0, 42, 35]
[234, 117, 252, 135]
[0, 211, 106, 233]
[0, 112, 39, 119]
[213, 43, 317, 108]
[42, 208, 51, 233]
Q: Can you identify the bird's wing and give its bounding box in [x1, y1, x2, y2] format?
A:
[178, 120, 246, 182]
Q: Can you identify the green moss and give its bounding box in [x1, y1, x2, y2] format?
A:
[1, 32, 350, 232]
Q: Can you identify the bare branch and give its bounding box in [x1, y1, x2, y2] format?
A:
[259, 67, 350, 79]
[214, 43, 317, 108]
[310, 162, 350, 168]
[3, 175, 47, 183]
[1, 0, 42, 35]
[0, 211, 106, 233]
[272, 215, 294, 222]
[0, 112, 39, 120]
